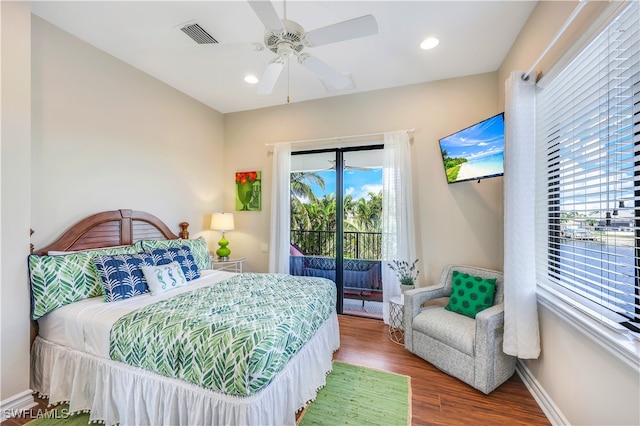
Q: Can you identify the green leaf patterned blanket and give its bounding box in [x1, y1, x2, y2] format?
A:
[109, 273, 336, 396]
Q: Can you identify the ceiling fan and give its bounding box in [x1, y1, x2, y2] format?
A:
[247, 1, 378, 95]
[326, 159, 375, 171]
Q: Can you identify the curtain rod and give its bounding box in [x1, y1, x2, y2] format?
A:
[264, 128, 415, 147]
[522, 0, 589, 81]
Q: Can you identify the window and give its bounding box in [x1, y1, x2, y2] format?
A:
[535, 0, 639, 346]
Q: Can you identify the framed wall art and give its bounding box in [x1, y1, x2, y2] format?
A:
[235, 171, 262, 211]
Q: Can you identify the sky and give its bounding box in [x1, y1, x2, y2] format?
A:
[439, 113, 504, 160]
[308, 168, 382, 201]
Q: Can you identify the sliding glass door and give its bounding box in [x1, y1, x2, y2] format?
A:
[341, 150, 383, 318]
[289, 146, 383, 318]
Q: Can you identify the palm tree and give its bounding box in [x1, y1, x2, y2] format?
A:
[367, 191, 383, 232]
[343, 194, 355, 219]
[289, 171, 385, 258]
[305, 202, 324, 230]
[318, 194, 337, 231]
[342, 194, 360, 231]
[291, 199, 311, 230]
[291, 172, 324, 202]
[355, 197, 371, 231]
[290, 172, 325, 231]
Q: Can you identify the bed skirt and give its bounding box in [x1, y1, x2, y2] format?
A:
[31, 311, 340, 426]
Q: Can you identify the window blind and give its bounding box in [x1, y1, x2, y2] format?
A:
[535, 1, 640, 333]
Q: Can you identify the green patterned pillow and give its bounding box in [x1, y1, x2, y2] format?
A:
[132, 240, 144, 252]
[444, 270, 497, 319]
[139, 237, 210, 271]
[28, 245, 139, 319]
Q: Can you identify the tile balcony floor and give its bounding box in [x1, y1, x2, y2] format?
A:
[343, 297, 383, 319]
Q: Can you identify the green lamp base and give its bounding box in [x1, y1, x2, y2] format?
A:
[216, 234, 231, 261]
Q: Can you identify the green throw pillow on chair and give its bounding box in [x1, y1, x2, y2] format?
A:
[444, 270, 497, 318]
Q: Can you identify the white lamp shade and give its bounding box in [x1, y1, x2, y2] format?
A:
[210, 213, 235, 231]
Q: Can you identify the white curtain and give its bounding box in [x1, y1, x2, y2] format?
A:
[268, 143, 291, 273]
[381, 131, 417, 323]
[503, 71, 541, 359]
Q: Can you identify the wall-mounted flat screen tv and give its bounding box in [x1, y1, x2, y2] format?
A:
[438, 113, 505, 184]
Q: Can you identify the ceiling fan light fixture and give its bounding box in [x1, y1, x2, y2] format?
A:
[420, 37, 440, 50]
[244, 75, 259, 84]
[248, 1, 378, 95]
[276, 42, 296, 58]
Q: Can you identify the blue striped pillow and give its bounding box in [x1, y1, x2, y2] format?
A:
[146, 246, 200, 281]
[139, 237, 210, 271]
[93, 253, 155, 302]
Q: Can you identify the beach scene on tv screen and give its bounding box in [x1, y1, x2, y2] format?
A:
[439, 114, 504, 183]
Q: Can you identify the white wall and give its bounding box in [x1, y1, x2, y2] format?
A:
[1, 12, 225, 411]
[30, 16, 225, 247]
[498, 1, 640, 425]
[224, 73, 503, 283]
[0, 0, 34, 410]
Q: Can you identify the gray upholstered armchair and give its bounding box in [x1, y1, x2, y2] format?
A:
[404, 264, 516, 394]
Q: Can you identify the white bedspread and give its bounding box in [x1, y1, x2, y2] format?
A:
[37, 270, 236, 358]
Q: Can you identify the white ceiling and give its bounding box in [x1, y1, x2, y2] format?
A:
[30, 1, 538, 114]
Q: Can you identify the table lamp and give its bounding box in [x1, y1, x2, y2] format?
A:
[210, 212, 235, 261]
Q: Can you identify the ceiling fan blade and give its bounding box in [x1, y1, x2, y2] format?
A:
[257, 59, 285, 95]
[305, 15, 378, 47]
[298, 54, 352, 90]
[247, 1, 283, 32]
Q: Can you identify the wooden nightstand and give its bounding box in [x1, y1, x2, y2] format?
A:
[210, 257, 246, 273]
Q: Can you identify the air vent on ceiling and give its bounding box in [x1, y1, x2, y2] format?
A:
[180, 23, 218, 44]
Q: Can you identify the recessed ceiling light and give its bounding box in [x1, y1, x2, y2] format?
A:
[244, 75, 259, 84]
[420, 37, 440, 50]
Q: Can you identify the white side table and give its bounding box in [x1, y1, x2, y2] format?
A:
[210, 257, 245, 273]
[388, 295, 405, 345]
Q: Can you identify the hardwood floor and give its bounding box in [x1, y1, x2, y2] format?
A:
[335, 314, 550, 426]
[6, 314, 549, 425]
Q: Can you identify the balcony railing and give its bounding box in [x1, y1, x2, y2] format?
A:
[290, 229, 382, 260]
[290, 229, 383, 305]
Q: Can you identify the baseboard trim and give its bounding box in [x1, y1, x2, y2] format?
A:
[0, 389, 37, 423]
[515, 360, 569, 426]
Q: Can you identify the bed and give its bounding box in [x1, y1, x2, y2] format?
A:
[29, 209, 340, 425]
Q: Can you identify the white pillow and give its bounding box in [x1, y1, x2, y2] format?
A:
[141, 261, 188, 296]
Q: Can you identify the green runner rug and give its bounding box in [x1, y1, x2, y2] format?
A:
[298, 361, 411, 426]
[27, 361, 411, 425]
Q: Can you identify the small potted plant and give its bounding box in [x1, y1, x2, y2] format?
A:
[388, 259, 419, 294]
